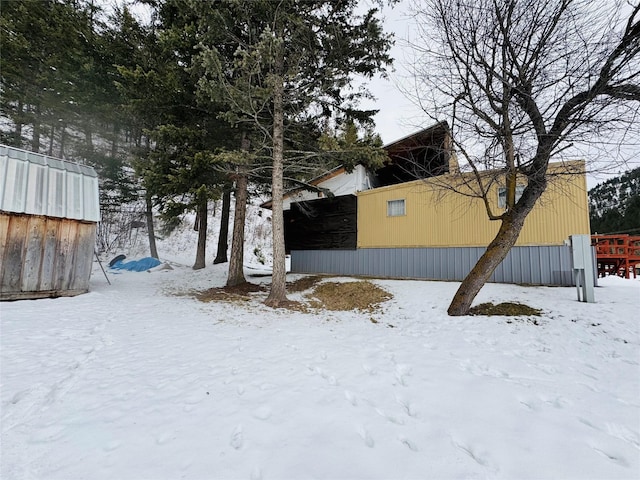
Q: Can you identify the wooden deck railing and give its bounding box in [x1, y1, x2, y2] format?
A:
[591, 234, 640, 279]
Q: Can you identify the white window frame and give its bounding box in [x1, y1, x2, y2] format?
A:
[387, 198, 406, 217]
[498, 184, 525, 209]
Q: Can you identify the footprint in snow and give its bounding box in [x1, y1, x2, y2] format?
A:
[398, 435, 418, 452]
[344, 390, 358, 406]
[362, 363, 377, 375]
[252, 406, 272, 421]
[357, 426, 375, 448]
[451, 438, 492, 468]
[375, 408, 405, 425]
[605, 422, 640, 448]
[591, 445, 629, 467]
[230, 425, 244, 450]
[394, 364, 412, 386]
[395, 395, 418, 418]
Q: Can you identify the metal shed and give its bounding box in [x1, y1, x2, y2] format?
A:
[0, 145, 100, 300]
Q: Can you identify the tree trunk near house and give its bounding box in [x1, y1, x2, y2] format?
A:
[226, 134, 250, 287]
[146, 192, 159, 259]
[213, 188, 231, 264]
[59, 123, 67, 158]
[447, 178, 547, 316]
[31, 104, 41, 153]
[193, 195, 208, 270]
[264, 71, 288, 307]
[14, 100, 23, 147]
[47, 124, 55, 156]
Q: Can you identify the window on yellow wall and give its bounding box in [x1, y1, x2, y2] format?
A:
[387, 199, 406, 216]
[498, 185, 525, 209]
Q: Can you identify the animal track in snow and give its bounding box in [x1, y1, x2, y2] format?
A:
[394, 364, 413, 386]
[230, 424, 244, 450]
[591, 445, 629, 467]
[398, 435, 418, 451]
[451, 437, 495, 470]
[357, 426, 375, 448]
[395, 395, 418, 418]
[605, 422, 640, 448]
[375, 408, 405, 425]
[252, 406, 272, 421]
[362, 363, 377, 375]
[344, 390, 358, 406]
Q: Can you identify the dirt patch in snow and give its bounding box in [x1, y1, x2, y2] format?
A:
[287, 275, 324, 293]
[305, 281, 392, 313]
[469, 301, 542, 317]
[196, 282, 266, 303]
[193, 277, 393, 313]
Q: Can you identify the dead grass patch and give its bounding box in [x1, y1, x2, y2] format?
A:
[287, 275, 324, 293]
[306, 281, 392, 312]
[193, 276, 392, 314]
[469, 302, 542, 317]
[196, 282, 266, 303]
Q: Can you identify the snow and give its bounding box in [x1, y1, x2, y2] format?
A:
[2, 256, 639, 478]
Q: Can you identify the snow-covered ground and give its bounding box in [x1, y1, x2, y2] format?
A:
[2, 250, 639, 480]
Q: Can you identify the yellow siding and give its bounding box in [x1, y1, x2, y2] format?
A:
[357, 161, 590, 248]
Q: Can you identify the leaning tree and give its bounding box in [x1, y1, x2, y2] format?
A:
[409, 0, 640, 315]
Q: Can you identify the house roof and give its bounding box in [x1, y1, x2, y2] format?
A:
[382, 121, 449, 152]
[0, 144, 100, 222]
[259, 165, 347, 209]
[260, 122, 451, 209]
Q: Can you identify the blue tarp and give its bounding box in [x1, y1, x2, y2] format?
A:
[110, 257, 162, 272]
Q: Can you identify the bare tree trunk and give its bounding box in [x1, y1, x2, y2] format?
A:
[146, 192, 159, 259]
[448, 180, 546, 315]
[226, 134, 250, 287]
[14, 100, 23, 147]
[265, 71, 288, 307]
[31, 104, 41, 153]
[193, 195, 207, 270]
[47, 124, 55, 156]
[213, 188, 231, 264]
[59, 123, 67, 158]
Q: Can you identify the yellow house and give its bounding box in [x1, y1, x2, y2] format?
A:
[357, 160, 590, 248]
[270, 124, 590, 285]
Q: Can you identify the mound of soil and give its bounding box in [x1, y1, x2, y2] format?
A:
[307, 281, 392, 312]
[469, 302, 542, 316]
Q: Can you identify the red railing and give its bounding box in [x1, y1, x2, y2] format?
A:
[592, 234, 640, 279]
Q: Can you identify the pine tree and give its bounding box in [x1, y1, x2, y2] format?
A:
[194, 0, 393, 306]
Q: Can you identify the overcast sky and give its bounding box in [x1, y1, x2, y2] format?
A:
[362, 0, 639, 188]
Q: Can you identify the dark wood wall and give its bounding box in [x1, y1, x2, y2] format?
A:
[284, 195, 357, 252]
[0, 213, 96, 300]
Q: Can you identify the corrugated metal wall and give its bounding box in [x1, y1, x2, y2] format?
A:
[357, 161, 590, 248]
[0, 145, 100, 222]
[291, 245, 582, 286]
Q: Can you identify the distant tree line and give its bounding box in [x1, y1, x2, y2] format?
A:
[589, 168, 640, 235]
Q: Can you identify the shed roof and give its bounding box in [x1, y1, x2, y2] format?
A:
[0, 145, 100, 222]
